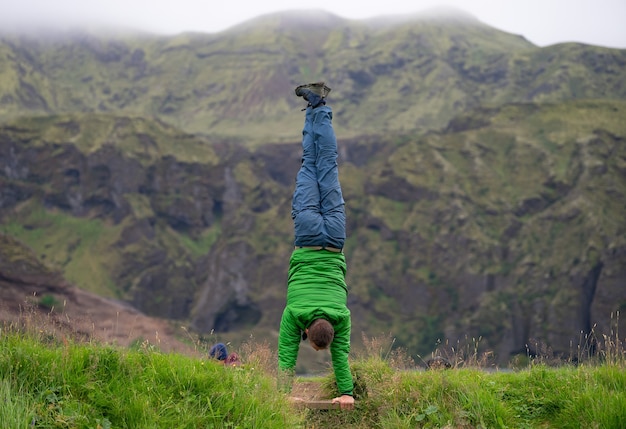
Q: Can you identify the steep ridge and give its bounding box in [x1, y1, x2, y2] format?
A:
[0, 11, 624, 142]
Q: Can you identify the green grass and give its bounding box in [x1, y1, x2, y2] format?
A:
[0, 324, 301, 428]
[0, 379, 35, 429]
[2, 319, 624, 429]
[310, 355, 626, 429]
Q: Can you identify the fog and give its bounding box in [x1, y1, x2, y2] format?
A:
[1, 0, 625, 48]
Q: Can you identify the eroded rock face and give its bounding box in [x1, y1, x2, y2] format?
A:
[0, 233, 194, 354]
[1, 105, 625, 365]
[0, 233, 68, 290]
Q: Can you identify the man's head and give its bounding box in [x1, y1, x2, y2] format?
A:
[307, 319, 334, 350]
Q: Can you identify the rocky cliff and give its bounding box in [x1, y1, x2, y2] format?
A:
[2, 100, 624, 363]
[1, 12, 625, 363]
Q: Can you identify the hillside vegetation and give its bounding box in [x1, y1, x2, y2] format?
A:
[1, 323, 624, 428]
[1, 10, 625, 365]
[1, 11, 625, 142]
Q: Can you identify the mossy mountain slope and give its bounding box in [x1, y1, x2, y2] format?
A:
[2, 99, 625, 363]
[1, 12, 625, 363]
[1, 11, 625, 143]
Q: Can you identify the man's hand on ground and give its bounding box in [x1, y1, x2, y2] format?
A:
[331, 394, 355, 410]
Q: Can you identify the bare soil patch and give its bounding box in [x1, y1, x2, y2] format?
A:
[0, 279, 199, 356]
[291, 379, 327, 401]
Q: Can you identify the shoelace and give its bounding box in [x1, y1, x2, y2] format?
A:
[301, 100, 326, 111]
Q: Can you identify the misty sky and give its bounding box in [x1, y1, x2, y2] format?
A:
[1, 0, 625, 49]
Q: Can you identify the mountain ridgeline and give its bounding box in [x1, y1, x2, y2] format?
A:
[1, 10, 625, 363]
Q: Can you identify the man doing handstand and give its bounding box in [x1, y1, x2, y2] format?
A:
[278, 82, 354, 410]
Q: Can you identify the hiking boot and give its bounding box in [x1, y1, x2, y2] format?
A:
[295, 82, 331, 108]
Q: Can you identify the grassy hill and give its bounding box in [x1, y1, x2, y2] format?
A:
[1, 324, 624, 428]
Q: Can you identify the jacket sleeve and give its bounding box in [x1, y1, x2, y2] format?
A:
[277, 307, 301, 393]
[330, 313, 353, 396]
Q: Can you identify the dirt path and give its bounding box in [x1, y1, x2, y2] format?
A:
[291, 379, 327, 401]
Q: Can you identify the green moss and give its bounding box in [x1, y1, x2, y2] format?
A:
[177, 226, 221, 258]
[3, 113, 219, 166]
[2, 201, 122, 297]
